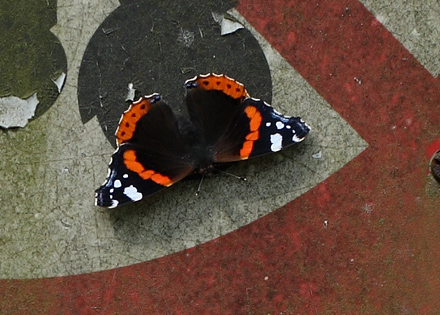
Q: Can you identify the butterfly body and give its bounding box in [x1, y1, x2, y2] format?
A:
[96, 74, 310, 208]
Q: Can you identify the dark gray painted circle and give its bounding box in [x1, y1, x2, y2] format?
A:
[78, 0, 272, 146]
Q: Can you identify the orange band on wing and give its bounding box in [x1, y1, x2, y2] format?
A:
[240, 105, 263, 159]
[123, 149, 173, 186]
[116, 97, 153, 146]
[195, 74, 250, 99]
[151, 173, 173, 186]
[240, 141, 254, 159]
[245, 106, 262, 131]
[246, 130, 259, 141]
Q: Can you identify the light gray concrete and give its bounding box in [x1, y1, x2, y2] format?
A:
[360, 0, 440, 77]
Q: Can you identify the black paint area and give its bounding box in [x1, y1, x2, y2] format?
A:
[78, 0, 272, 146]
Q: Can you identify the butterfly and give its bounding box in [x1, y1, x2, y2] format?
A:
[95, 73, 310, 208]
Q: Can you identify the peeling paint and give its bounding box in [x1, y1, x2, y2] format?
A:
[212, 11, 244, 35]
[51, 72, 66, 93]
[125, 83, 136, 102]
[0, 93, 39, 128]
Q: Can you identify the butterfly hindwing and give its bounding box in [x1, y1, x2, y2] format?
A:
[240, 97, 310, 159]
[95, 143, 194, 208]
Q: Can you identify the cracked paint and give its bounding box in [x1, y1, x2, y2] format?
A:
[0, 2, 367, 279]
[1, 0, 439, 313]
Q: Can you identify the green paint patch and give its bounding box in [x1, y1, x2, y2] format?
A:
[0, 0, 66, 120]
[0, 110, 53, 279]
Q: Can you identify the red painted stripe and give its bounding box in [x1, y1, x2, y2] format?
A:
[237, 0, 440, 144]
[236, 0, 440, 312]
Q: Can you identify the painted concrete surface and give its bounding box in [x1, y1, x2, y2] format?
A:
[1, 0, 440, 313]
[0, 0, 366, 279]
[0, 0, 67, 125]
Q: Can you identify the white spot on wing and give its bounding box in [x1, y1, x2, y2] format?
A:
[109, 200, 119, 208]
[292, 134, 304, 142]
[266, 122, 271, 127]
[276, 121, 285, 129]
[114, 179, 122, 188]
[123, 174, 128, 179]
[124, 185, 143, 201]
[270, 133, 283, 152]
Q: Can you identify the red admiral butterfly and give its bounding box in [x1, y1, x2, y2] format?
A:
[96, 74, 310, 208]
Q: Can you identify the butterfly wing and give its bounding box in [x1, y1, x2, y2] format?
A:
[96, 95, 194, 208]
[97, 74, 310, 207]
[185, 74, 310, 162]
[184, 73, 249, 146]
[229, 97, 310, 160]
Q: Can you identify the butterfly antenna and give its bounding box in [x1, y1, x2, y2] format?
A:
[196, 174, 205, 196]
[215, 168, 247, 181]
